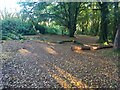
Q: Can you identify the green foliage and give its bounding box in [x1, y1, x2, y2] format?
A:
[17, 1, 120, 48]
[104, 42, 109, 45]
[19, 2, 81, 37]
[1, 18, 37, 40]
[45, 26, 61, 35]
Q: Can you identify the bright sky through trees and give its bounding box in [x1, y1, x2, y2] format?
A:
[0, 0, 118, 13]
[0, 0, 21, 13]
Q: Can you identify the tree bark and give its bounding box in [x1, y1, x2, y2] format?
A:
[71, 45, 90, 51]
[114, 25, 120, 50]
[68, 2, 80, 37]
[98, 2, 109, 43]
[113, 2, 119, 41]
[91, 45, 113, 50]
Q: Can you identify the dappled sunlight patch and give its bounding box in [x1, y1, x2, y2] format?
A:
[44, 47, 58, 55]
[45, 62, 92, 89]
[71, 47, 85, 54]
[52, 63, 90, 88]
[18, 48, 31, 55]
[74, 50, 85, 54]
[46, 42, 56, 46]
[48, 71, 71, 88]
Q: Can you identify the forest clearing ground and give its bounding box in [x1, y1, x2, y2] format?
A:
[0, 34, 119, 88]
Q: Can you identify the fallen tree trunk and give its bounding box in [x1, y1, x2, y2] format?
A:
[91, 45, 113, 50]
[71, 45, 90, 51]
[73, 41, 84, 45]
[71, 45, 113, 52]
[56, 40, 73, 44]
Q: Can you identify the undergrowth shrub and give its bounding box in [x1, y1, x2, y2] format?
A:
[1, 18, 37, 40]
[44, 26, 62, 35]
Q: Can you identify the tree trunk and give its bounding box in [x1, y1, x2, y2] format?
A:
[94, 20, 100, 36]
[81, 22, 85, 34]
[68, 2, 80, 37]
[114, 25, 120, 50]
[68, 24, 76, 37]
[113, 2, 119, 41]
[98, 2, 109, 43]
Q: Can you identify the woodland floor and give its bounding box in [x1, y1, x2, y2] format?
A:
[0, 34, 119, 89]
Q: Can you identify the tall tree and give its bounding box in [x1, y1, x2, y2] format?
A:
[113, 2, 119, 41]
[67, 2, 80, 37]
[19, 2, 48, 32]
[114, 1, 120, 50]
[47, 2, 81, 37]
[98, 1, 109, 42]
[114, 25, 120, 50]
[19, 2, 81, 37]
